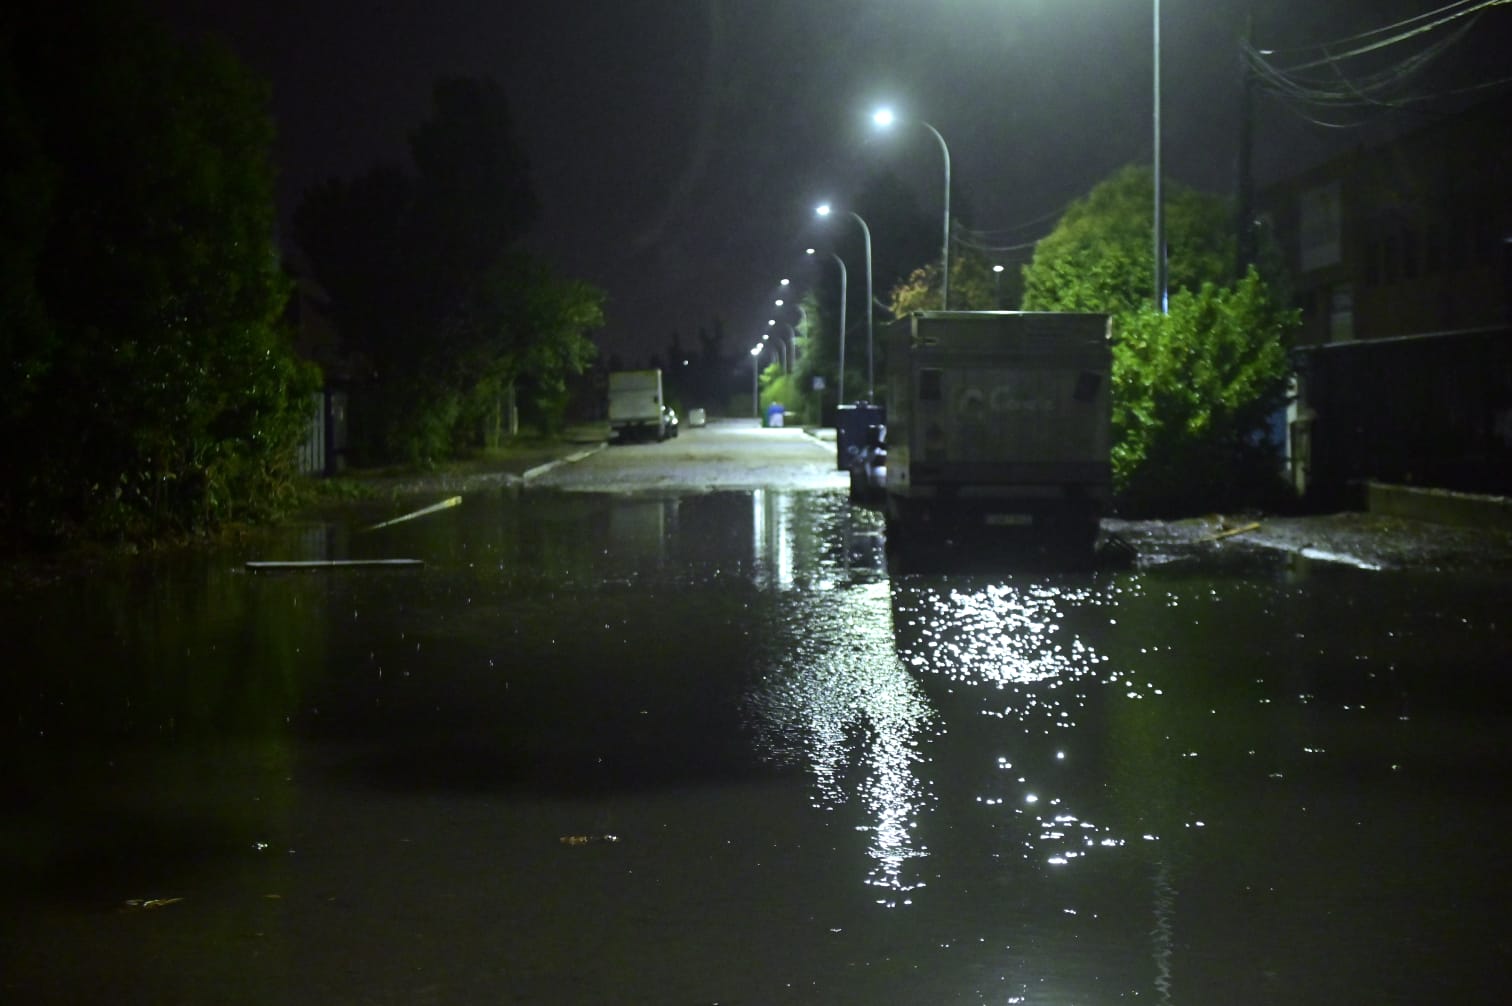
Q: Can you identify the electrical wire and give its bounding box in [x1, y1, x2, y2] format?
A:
[1266, 0, 1502, 67]
[1244, 0, 1511, 125]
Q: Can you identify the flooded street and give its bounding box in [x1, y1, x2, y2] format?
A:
[4, 436, 1510, 1003]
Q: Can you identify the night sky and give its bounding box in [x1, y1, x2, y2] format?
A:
[153, 1, 1511, 363]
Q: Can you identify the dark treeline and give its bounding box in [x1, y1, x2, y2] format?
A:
[2, 0, 317, 545]
[294, 77, 606, 465]
[1, 1, 608, 549]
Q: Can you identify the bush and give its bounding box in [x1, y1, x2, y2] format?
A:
[1112, 271, 1296, 514]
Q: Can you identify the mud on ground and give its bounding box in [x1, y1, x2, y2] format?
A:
[1112, 511, 1512, 574]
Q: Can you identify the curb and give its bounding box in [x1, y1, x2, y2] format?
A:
[1364, 481, 1512, 533]
[522, 442, 607, 481]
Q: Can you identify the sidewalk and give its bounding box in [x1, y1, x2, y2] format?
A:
[326, 423, 610, 495]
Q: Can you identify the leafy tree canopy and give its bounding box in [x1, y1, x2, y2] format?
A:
[1020, 165, 1297, 514]
[889, 242, 1018, 316]
[294, 75, 603, 462]
[1112, 270, 1296, 513]
[1022, 164, 1234, 316]
[2, 0, 317, 543]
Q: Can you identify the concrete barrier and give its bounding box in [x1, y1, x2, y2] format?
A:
[1365, 481, 1512, 533]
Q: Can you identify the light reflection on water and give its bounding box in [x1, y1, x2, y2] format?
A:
[747, 582, 935, 905]
[889, 576, 1138, 871]
[6, 487, 1512, 1004]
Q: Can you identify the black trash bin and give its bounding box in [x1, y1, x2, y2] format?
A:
[835, 402, 885, 471]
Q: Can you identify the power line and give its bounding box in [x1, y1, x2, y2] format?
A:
[1262, 0, 1500, 64]
[1244, 1, 1511, 125]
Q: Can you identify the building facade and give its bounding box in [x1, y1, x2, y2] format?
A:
[1259, 93, 1512, 503]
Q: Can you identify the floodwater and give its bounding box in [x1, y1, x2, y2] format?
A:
[3, 489, 1510, 1004]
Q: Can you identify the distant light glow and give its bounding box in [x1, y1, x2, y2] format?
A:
[873, 107, 895, 128]
[779, 278, 790, 286]
[774, 298, 784, 306]
[749, 344, 762, 356]
[815, 203, 832, 217]
[993, 264, 1005, 273]
[805, 247, 816, 255]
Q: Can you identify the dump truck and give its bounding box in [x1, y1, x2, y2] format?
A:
[607, 369, 666, 441]
[882, 311, 1112, 554]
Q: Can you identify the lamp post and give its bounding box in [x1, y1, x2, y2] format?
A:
[1153, 0, 1166, 312]
[807, 247, 847, 406]
[815, 202, 874, 400]
[762, 330, 788, 372]
[772, 278, 799, 371]
[749, 344, 763, 418]
[993, 264, 1004, 308]
[873, 107, 951, 310]
[769, 319, 799, 371]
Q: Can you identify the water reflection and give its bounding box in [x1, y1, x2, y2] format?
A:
[746, 581, 936, 905]
[7, 487, 1511, 1004]
[889, 575, 1136, 869]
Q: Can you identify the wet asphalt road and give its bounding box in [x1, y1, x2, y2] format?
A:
[530, 417, 849, 493]
[3, 419, 1511, 1004]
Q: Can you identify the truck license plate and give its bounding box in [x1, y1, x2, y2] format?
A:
[984, 513, 1033, 527]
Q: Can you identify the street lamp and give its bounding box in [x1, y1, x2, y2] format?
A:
[762, 329, 788, 372]
[815, 202, 874, 400]
[749, 344, 763, 418]
[872, 106, 951, 310]
[769, 319, 799, 371]
[993, 263, 1004, 308]
[1153, 0, 1166, 312]
[807, 246, 848, 406]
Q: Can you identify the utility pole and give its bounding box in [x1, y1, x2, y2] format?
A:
[1235, 10, 1257, 280]
[1153, 0, 1167, 313]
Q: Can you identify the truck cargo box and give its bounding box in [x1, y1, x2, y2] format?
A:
[883, 311, 1112, 552]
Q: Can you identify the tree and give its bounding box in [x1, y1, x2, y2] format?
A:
[1022, 165, 1235, 315]
[3, 0, 317, 542]
[1112, 271, 1295, 513]
[889, 243, 1009, 316]
[1022, 165, 1297, 514]
[295, 75, 602, 463]
[471, 255, 603, 436]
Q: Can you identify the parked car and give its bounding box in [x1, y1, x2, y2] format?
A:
[848, 423, 886, 504]
[661, 406, 679, 438]
[687, 407, 707, 427]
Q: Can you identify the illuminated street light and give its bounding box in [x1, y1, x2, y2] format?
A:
[806, 246, 848, 405]
[774, 320, 798, 372]
[815, 202, 874, 400]
[872, 106, 951, 310]
[762, 329, 788, 372]
[993, 263, 1004, 308]
[750, 343, 763, 417]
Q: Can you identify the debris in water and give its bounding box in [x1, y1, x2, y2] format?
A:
[363, 495, 463, 532]
[245, 559, 423, 571]
[1204, 521, 1261, 542]
[122, 897, 184, 911]
[558, 834, 621, 846]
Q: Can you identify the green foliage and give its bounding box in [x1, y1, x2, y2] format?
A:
[1022, 164, 1234, 315]
[1021, 165, 1296, 514]
[294, 77, 602, 464]
[1, 1, 317, 544]
[1113, 271, 1296, 514]
[757, 366, 812, 426]
[889, 243, 1015, 316]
